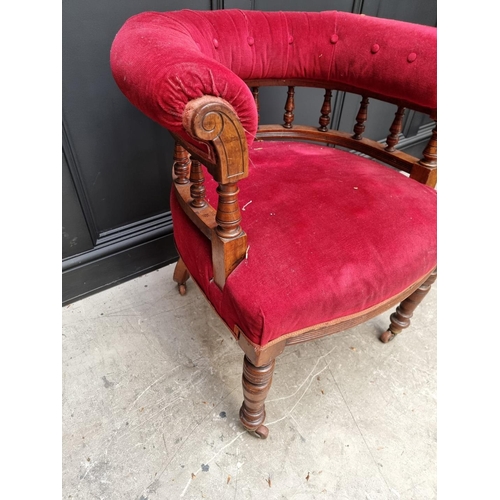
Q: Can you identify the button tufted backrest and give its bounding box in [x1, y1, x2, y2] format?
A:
[111, 9, 436, 148]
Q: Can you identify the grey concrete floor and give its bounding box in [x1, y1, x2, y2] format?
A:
[62, 263, 437, 500]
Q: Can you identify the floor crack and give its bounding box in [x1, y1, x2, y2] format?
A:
[328, 365, 394, 494]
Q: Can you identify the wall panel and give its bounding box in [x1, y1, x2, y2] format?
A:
[62, 0, 211, 305]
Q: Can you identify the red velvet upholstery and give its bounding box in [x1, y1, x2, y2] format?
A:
[171, 141, 436, 347]
[111, 10, 436, 151]
[110, 8, 437, 436]
[111, 9, 437, 347]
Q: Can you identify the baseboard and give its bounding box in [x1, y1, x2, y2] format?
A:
[62, 215, 178, 306]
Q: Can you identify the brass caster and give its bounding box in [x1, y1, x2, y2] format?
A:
[251, 425, 269, 439]
[178, 284, 187, 296]
[380, 330, 396, 343]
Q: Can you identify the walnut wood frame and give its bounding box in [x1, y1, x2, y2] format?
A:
[171, 78, 437, 438]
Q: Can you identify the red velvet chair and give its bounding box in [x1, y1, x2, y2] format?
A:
[111, 9, 437, 438]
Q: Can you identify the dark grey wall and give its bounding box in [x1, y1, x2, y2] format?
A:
[62, 0, 436, 305]
[62, 1, 212, 305]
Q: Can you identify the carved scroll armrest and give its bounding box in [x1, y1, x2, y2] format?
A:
[177, 96, 250, 289]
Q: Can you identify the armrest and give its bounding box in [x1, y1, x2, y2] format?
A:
[182, 96, 249, 185]
[173, 96, 249, 289]
[110, 11, 258, 152]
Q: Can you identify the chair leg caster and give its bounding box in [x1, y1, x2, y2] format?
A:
[240, 356, 275, 440]
[173, 258, 190, 296]
[380, 269, 437, 344]
[380, 330, 396, 343]
[252, 425, 269, 439]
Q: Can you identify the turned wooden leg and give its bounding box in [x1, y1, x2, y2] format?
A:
[381, 268, 437, 343]
[172, 258, 190, 296]
[239, 356, 275, 439]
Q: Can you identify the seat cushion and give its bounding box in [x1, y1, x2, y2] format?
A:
[171, 141, 436, 347]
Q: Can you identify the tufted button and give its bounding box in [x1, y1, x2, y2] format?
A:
[213, 38, 219, 49]
[330, 34, 339, 44]
[371, 43, 380, 54]
[407, 52, 417, 63]
[247, 36, 254, 46]
[288, 35, 294, 44]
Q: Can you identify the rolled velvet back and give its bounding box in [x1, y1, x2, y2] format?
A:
[111, 9, 436, 148]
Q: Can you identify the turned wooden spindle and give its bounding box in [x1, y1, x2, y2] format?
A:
[385, 106, 406, 152]
[215, 183, 243, 239]
[410, 122, 437, 187]
[352, 96, 370, 140]
[173, 143, 190, 185]
[283, 86, 295, 129]
[419, 125, 437, 168]
[252, 86, 260, 123]
[189, 159, 206, 208]
[380, 269, 437, 343]
[318, 89, 333, 132]
[239, 356, 275, 438]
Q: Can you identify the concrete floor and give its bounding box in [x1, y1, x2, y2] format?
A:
[62, 263, 437, 500]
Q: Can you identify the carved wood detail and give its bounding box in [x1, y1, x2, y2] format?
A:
[239, 356, 275, 436]
[181, 97, 250, 288]
[256, 124, 417, 174]
[173, 180, 216, 240]
[410, 123, 437, 187]
[381, 268, 437, 342]
[283, 86, 295, 129]
[173, 143, 190, 185]
[211, 232, 248, 289]
[183, 97, 249, 184]
[318, 89, 333, 132]
[189, 159, 206, 208]
[245, 78, 435, 116]
[385, 106, 406, 152]
[352, 96, 370, 140]
[215, 183, 243, 239]
[211, 182, 247, 288]
[170, 79, 437, 433]
[236, 327, 287, 367]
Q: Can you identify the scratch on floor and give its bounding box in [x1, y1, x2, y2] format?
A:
[92, 368, 199, 472]
[266, 362, 331, 427]
[328, 365, 392, 492]
[180, 431, 246, 498]
[101, 300, 150, 318]
[124, 364, 183, 416]
[78, 461, 94, 482]
[267, 346, 336, 404]
[130, 373, 168, 407]
[233, 447, 240, 500]
[133, 386, 240, 499]
[146, 300, 199, 319]
[290, 415, 307, 442]
[125, 396, 184, 435]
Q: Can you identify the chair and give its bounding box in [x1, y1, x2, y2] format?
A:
[111, 9, 437, 438]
